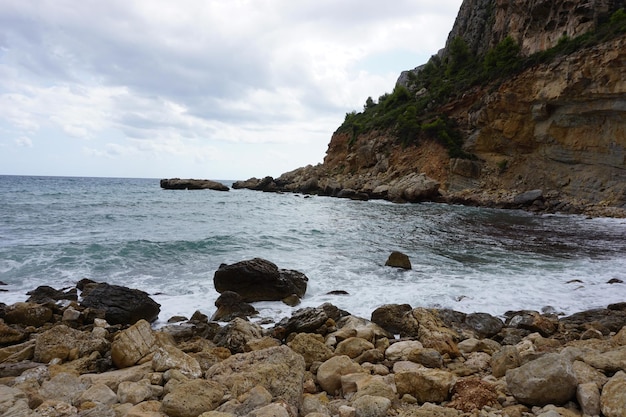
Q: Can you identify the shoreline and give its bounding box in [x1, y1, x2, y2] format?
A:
[1, 283, 625, 416]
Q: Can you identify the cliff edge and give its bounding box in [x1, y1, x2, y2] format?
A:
[235, 0, 626, 217]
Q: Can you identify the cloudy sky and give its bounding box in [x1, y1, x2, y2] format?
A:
[0, 0, 462, 180]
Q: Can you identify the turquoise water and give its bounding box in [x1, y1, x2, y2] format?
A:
[1, 175, 625, 325]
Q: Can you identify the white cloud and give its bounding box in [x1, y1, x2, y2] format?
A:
[0, 0, 463, 178]
[15, 136, 32, 147]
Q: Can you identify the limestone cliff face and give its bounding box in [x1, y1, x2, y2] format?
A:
[449, 34, 626, 210]
[447, 0, 625, 56]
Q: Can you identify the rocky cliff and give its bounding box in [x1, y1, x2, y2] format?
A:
[235, 0, 626, 217]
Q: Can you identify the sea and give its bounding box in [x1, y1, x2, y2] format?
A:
[1, 175, 625, 327]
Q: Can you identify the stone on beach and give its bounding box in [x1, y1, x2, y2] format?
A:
[213, 258, 308, 303]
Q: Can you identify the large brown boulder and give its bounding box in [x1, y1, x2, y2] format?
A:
[506, 353, 577, 406]
[213, 258, 308, 303]
[80, 282, 160, 325]
[206, 345, 306, 411]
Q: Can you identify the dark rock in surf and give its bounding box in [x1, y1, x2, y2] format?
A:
[213, 258, 308, 303]
[371, 303, 413, 335]
[211, 291, 258, 322]
[385, 251, 412, 270]
[160, 178, 229, 191]
[80, 282, 161, 325]
[513, 189, 543, 206]
[273, 303, 349, 339]
[26, 285, 78, 304]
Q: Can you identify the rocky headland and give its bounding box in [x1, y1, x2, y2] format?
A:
[234, 0, 626, 218]
[1, 261, 626, 417]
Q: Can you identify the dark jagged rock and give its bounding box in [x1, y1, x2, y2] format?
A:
[384, 251, 412, 270]
[213, 258, 308, 303]
[273, 303, 349, 339]
[160, 178, 229, 191]
[79, 282, 161, 325]
[26, 285, 78, 304]
[211, 291, 258, 322]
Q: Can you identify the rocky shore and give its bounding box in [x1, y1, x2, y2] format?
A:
[1, 273, 626, 417]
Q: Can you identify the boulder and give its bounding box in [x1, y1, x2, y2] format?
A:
[506, 353, 577, 406]
[287, 333, 334, 368]
[0, 319, 26, 344]
[206, 345, 306, 411]
[111, 319, 157, 369]
[26, 285, 78, 304]
[370, 304, 412, 335]
[335, 337, 375, 359]
[75, 383, 118, 406]
[212, 317, 265, 354]
[384, 252, 412, 270]
[352, 395, 391, 417]
[316, 355, 364, 395]
[210, 291, 258, 322]
[513, 189, 543, 205]
[401, 308, 461, 357]
[331, 315, 392, 343]
[213, 258, 308, 302]
[34, 324, 109, 364]
[600, 371, 626, 417]
[152, 345, 202, 379]
[273, 303, 348, 338]
[387, 173, 440, 203]
[80, 282, 161, 325]
[160, 178, 229, 191]
[216, 385, 272, 415]
[577, 382, 601, 417]
[505, 310, 558, 337]
[39, 372, 89, 403]
[464, 312, 503, 338]
[491, 346, 521, 378]
[3, 302, 53, 327]
[385, 341, 424, 362]
[162, 379, 225, 417]
[394, 368, 455, 403]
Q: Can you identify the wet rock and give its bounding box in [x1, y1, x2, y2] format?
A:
[210, 291, 258, 322]
[80, 282, 161, 325]
[506, 353, 577, 406]
[0, 319, 27, 344]
[384, 251, 412, 270]
[4, 302, 53, 327]
[26, 285, 78, 304]
[370, 304, 412, 335]
[273, 303, 348, 338]
[464, 312, 504, 338]
[505, 310, 558, 337]
[160, 178, 229, 191]
[206, 345, 306, 411]
[213, 258, 308, 302]
[513, 189, 543, 205]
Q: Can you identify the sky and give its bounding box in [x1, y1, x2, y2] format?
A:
[0, 0, 463, 180]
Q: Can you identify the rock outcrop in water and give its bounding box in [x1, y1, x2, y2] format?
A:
[234, 0, 626, 217]
[160, 178, 229, 191]
[1, 281, 626, 416]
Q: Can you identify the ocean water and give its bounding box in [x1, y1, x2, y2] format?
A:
[1, 175, 625, 326]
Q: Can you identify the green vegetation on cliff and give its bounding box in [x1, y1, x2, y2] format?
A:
[338, 8, 626, 157]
